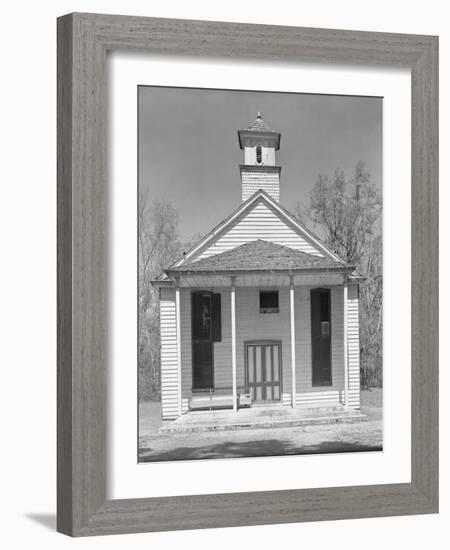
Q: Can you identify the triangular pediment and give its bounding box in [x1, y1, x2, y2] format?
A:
[169, 190, 344, 270]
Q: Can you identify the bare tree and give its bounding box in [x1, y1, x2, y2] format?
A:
[138, 189, 202, 401]
[139, 189, 181, 401]
[359, 234, 383, 388]
[295, 161, 383, 388]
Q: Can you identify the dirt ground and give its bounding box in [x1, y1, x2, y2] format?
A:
[138, 388, 383, 462]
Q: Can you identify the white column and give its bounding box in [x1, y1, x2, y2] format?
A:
[343, 282, 349, 407]
[231, 277, 237, 412]
[175, 279, 182, 417]
[289, 275, 297, 409]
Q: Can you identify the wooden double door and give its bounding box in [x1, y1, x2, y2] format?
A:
[245, 341, 282, 403]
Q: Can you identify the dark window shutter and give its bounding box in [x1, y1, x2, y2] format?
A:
[211, 293, 222, 342]
[311, 288, 332, 386]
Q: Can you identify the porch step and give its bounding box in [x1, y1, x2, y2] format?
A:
[189, 396, 234, 410]
[160, 406, 366, 434]
[189, 391, 251, 411]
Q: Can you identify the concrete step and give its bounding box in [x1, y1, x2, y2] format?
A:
[160, 411, 367, 434]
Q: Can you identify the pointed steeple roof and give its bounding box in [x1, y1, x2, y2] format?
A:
[247, 112, 276, 133]
[238, 112, 281, 150]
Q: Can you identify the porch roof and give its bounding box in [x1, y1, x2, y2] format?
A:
[166, 239, 350, 275]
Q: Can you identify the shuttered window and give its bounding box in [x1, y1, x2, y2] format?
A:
[256, 146, 262, 164]
[311, 288, 332, 386]
[211, 293, 222, 342]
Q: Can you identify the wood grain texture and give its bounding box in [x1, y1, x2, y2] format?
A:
[57, 12, 438, 536]
[57, 13, 74, 535]
[410, 33, 439, 508]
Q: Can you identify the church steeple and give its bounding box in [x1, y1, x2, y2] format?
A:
[237, 113, 281, 202]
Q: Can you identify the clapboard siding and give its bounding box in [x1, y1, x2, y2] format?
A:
[194, 199, 323, 261]
[241, 170, 280, 202]
[282, 390, 344, 406]
[211, 289, 233, 388]
[161, 284, 361, 417]
[235, 287, 291, 392]
[347, 284, 361, 409]
[293, 286, 311, 394]
[179, 288, 235, 394]
[292, 286, 345, 402]
[331, 286, 345, 392]
[159, 287, 179, 419]
[217, 286, 345, 401]
[180, 289, 191, 413]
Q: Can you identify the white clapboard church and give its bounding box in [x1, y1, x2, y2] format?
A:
[153, 113, 362, 420]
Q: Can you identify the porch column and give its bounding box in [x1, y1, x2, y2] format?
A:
[231, 276, 238, 412]
[343, 282, 349, 407]
[175, 278, 182, 417]
[289, 274, 297, 409]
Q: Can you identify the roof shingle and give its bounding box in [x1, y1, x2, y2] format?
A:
[247, 112, 276, 133]
[168, 240, 347, 273]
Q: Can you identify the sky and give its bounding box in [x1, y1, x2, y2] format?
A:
[139, 86, 382, 241]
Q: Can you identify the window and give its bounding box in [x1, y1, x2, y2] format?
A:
[259, 291, 279, 313]
[256, 145, 262, 164]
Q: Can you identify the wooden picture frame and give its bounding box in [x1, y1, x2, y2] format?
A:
[57, 12, 438, 536]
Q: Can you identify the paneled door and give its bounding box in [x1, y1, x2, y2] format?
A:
[245, 341, 282, 403]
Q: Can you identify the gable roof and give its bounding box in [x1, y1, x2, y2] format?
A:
[168, 240, 349, 274]
[167, 189, 345, 274]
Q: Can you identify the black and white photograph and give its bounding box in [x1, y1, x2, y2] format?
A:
[2, 1, 442, 544]
[138, 86, 383, 462]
